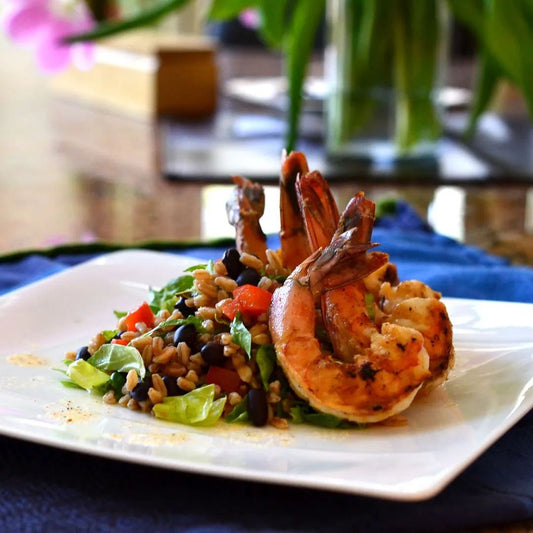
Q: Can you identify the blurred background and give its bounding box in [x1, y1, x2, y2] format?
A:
[1, 0, 532, 264]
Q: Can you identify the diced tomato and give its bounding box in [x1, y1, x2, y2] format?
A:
[111, 338, 129, 346]
[205, 365, 242, 393]
[124, 302, 155, 331]
[221, 284, 272, 321]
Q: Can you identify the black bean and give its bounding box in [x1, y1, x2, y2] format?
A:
[174, 296, 196, 317]
[247, 389, 268, 427]
[130, 380, 150, 401]
[75, 346, 91, 361]
[173, 324, 197, 348]
[112, 331, 124, 340]
[162, 375, 183, 397]
[201, 342, 226, 367]
[222, 248, 245, 280]
[236, 267, 261, 287]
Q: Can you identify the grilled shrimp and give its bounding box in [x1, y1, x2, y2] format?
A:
[299, 187, 454, 390]
[279, 151, 312, 270]
[226, 175, 267, 262]
[269, 244, 431, 424]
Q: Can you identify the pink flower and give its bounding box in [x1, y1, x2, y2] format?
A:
[2, 0, 96, 73]
[239, 8, 260, 30]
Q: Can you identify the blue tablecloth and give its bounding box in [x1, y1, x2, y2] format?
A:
[0, 204, 532, 532]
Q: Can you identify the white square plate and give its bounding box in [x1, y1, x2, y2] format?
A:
[0, 250, 531, 501]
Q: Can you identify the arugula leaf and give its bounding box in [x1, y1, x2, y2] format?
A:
[230, 313, 252, 358]
[152, 384, 226, 426]
[66, 359, 110, 391]
[141, 315, 205, 338]
[101, 329, 120, 342]
[149, 274, 194, 313]
[255, 344, 276, 390]
[225, 395, 249, 423]
[88, 344, 146, 379]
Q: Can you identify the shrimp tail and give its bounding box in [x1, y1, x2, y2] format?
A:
[308, 228, 389, 298]
[226, 175, 267, 262]
[295, 170, 340, 250]
[279, 151, 312, 270]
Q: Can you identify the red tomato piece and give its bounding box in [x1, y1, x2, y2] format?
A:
[124, 302, 155, 331]
[111, 338, 129, 346]
[205, 366, 242, 393]
[221, 284, 272, 321]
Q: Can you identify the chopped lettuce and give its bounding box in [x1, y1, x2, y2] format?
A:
[88, 344, 146, 379]
[149, 274, 195, 313]
[152, 384, 226, 426]
[255, 344, 276, 390]
[230, 313, 252, 358]
[66, 359, 110, 391]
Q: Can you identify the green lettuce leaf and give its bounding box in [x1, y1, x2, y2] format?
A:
[88, 344, 146, 379]
[152, 384, 226, 426]
[66, 359, 110, 391]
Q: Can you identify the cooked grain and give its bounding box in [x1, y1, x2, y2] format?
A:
[125, 369, 138, 391]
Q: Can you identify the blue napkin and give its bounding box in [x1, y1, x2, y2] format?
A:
[0, 202, 531, 532]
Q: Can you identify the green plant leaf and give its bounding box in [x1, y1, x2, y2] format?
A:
[257, 0, 289, 50]
[207, 0, 258, 21]
[64, 0, 192, 43]
[465, 49, 503, 138]
[284, 0, 325, 152]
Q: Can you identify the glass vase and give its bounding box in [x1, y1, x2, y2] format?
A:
[325, 0, 449, 163]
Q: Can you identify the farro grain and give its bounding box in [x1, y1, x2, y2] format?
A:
[152, 336, 164, 356]
[103, 390, 117, 404]
[219, 332, 233, 345]
[151, 373, 167, 397]
[193, 269, 212, 281]
[153, 345, 176, 365]
[127, 398, 139, 410]
[125, 369, 138, 391]
[148, 362, 160, 374]
[215, 276, 238, 292]
[118, 394, 130, 407]
[240, 252, 264, 271]
[117, 316, 128, 331]
[236, 365, 253, 383]
[196, 306, 216, 320]
[189, 353, 205, 367]
[138, 400, 152, 413]
[65, 351, 76, 361]
[201, 319, 215, 333]
[231, 353, 246, 368]
[131, 335, 152, 351]
[141, 344, 153, 366]
[195, 280, 218, 300]
[185, 369, 199, 384]
[228, 392, 242, 406]
[176, 342, 191, 365]
[88, 332, 106, 354]
[270, 417, 289, 430]
[177, 376, 195, 392]
[120, 331, 138, 343]
[251, 333, 271, 345]
[214, 260, 227, 276]
[163, 363, 187, 377]
[148, 388, 163, 404]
